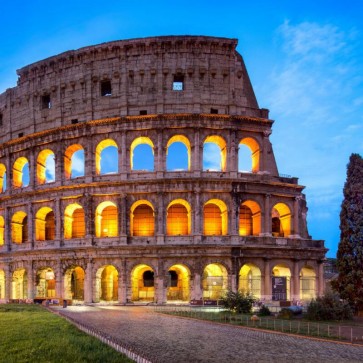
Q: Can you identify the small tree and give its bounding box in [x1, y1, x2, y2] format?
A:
[220, 290, 255, 314]
[332, 153, 363, 312]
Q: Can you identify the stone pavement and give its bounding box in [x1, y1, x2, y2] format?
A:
[53, 305, 363, 363]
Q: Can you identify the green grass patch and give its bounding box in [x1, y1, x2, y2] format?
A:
[0, 304, 133, 363]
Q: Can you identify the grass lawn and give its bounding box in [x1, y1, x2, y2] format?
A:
[0, 304, 133, 363]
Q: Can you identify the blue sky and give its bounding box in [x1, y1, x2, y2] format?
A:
[1, 1, 362, 257]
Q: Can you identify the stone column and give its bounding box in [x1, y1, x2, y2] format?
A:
[55, 146, 63, 185]
[28, 147, 36, 188]
[292, 260, 300, 302]
[55, 262, 62, 298]
[120, 132, 127, 180]
[4, 265, 11, 300]
[293, 197, 300, 237]
[261, 130, 272, 172]
[118, 260, 127, 304]
[156, 192, 164, 244]
[263, 194, 271, 236]
[5, 153, 11, 192]
[192, 272, 203, 300]
[27, 261, 34, 299]
[229, 273, 237, 292]
[193, 129, 201, 176]
[84, 139, 94, 183]
[317, 261, 324, 297]
[84, 261, 93, 303]
[84, 193, 93, 239]
[263, 259, 271, 300]
[5, 206, 11, 251]
[27, 202, 34, 248]
[155, 274, 167, 304]
[193, 190, 202, 243]
[229, 130, 238, 177]
[55, 198, 62, 244]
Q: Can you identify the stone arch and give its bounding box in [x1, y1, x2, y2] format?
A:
[203, 199, 228, 235]
[166, 135, 191, 171]
[95, 139, 118, 175]
[0, 269, 5, 299]
[12, 268, 27, 299]
[64, 203, 85, 239]
[130, 200, 155, 236]
[13, 157, 29, 188]
[272, 203, 291, 237]
[239, 137, 260, 172]
[203, 135, 227, 172]
[64, 266, 85, 301]
[239, 263, 261, 298]
[0, 163, 6, 192]
[94, 265, 119, 302]
[95, 201, 118, 237]
[130, 137, 154, 171]
[166, 199, 191, 235]
[36, 149, 55, 184]
[35, 207, 55, 241]
[11, 211, 28, 244]
[36, 267, 56, 298]
[0, 216, 4, 246]
[300, 265, 316, 301]
[131, 264, 155, 302]
[202, 263, 228, 300]
[272, 264, 291, 301]
[239, 200, 261, 236]
[64, 144, 85, 179]
[167, 264, 190, 301]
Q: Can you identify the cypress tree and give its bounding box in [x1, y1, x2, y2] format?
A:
[333, 153, 363, 312]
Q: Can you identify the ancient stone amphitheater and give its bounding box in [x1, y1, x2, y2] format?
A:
[0, 36, 326, 305]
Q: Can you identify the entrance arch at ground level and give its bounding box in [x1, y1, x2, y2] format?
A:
[131, 264, 155, 302]
[167, 264, 190, 302]
[95, 265, 118, 302]
[36, 268, 56, 298]
[202, 263, 228, 300]
[64, 266, 85, 301]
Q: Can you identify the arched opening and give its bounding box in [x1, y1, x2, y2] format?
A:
[64, 203, 85, 239]
[130, 137, 154, 171]
[300, 266, 316, 301]
[203, 199, 228, 235]
[167, 264, 190, 301]
[272, 203, 291, 237]
[203, 135, 227, 172]
[0, 164, 6, 192]
[0, 216, 4, 246]
[239, 264, 261, 298]
[95, 139, 118, 175]
[36, 268, 56, 298]
[131, 200, 154, 236]
[13, 157, 29, 188]
[131, 264, 154, 302]
[166, 135, 191, 171]
[202, 263, 228, 300]
[12, 268, 27, 299]
[37, 149, 55, 184]
[95, 201, 118, 237]
[272, 264, 291, 301]
[0, 269, 5, 299]
[35, 207, 55, 241]
[11, 211, 28, 244]
[239, 137, 260, 172]
[95, 265, 118, 302]
[239, 200, 261, 236]
[64, 144, 84, 179]
[64, 266, 85, 301]
[166, 199, 191, 235]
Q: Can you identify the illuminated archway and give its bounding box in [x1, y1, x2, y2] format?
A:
[11, 211, 28, 244]
[272, 264, 291, 301]
[239, 200, 261, 236]
[64, 266, 85, 301]
[64, 203, 85, 239]
[13, 157, 29, 188]
[35, 207, 55, 241]
[0, 269, 5, 299]
[95, 201, 118, 237]
[95, 139, 118, 175]
[36, 268, 56, 298]
[203, 199, 228, 235]
[95, 265, 119, 302]
[64, 144, 84, 179]
[0, 163, 6, 192]
[130, 137, 154, 171]
[0, 216, 4, 246]
[300, 266, 316, 301]
[272, 203, 291, 237]
[12, 268, 27, 299]
[202, 263, 228, 300]
[131, 264, 155, 302]
[166, 135, 191, 171]
[37, 149, 55, 184]
[130, 200, 155, 236]
[203, 135, 227, 172]
[239, 264, 261, 298]
[239, 137, 260, 172]
[166, 199, 191, 235]
[167, 264, 190, 301]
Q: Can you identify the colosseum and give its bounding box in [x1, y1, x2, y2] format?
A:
[0, 35, 326, 305]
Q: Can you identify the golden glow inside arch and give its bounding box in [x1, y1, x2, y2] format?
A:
[95, 265, 118, 302]
[239, 263, 261, 298]
[272, 203, 291, 237]
[64, 203, 85, 239]
[95, 139, 118, 175]
[130, 200, 155, 236]
[64, 266, 85, 300]
[204, 199, 228, 235]
[167, 264, 190, 301]
[239, 137, 260, 172]
[36, 268, 56, 298]
[204, 135, 227, 171]
[0, 163, 6, 192]
[202, 263, 228, 300]
[35, 207, 55, 241]
[166, 135, 191, 171]
[95, 201, 118, 237]
[0, 216, 4, 246]
[64, 144, 84, 179]
[13, 157, 29, 188]
[0, 269, 5, 299]
[166, 199, 191, 235]
[131, 264, 154, 301]
[272, 264, 291, 300]
[12, 268, 27, 299]
[37, 149, 55, 184]
[130, 137, 154, 170]
[11, 211, 28, 244]
[239, 200, 261, 236]
[300, 266, 316, 301]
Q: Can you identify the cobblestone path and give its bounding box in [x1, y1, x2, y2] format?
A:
[55, 306, 363, 363]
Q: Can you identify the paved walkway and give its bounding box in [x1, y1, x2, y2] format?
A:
[53, 306, 363, 363]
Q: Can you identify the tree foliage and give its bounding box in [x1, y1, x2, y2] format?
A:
[220, 290, 255, 314]
[332, 153, 363, 312]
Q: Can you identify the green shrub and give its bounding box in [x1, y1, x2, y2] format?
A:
[220, 290, 255, 314]
[258, 305, 271, 316]
[278, 308, 293, 319]
[306, 292, 353, 321]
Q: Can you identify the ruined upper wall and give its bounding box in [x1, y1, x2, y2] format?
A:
[0, 36, 266, 144]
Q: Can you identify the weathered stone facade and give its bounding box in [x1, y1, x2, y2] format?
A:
[0, 36, 326, 304]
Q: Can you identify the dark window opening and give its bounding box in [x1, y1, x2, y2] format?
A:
[0, 113, 3, 126]
[42, 94, 51, 109]
[173, 75, 184, 91]
[18, 132, 24, 138]
[101, 80, 112, 96]
[139, 110, 147, 115]
[211, 108, 218, 114]
[71, 119, 79, 124]
[143, 270, 154, 287]
[168, 271, 178, 287]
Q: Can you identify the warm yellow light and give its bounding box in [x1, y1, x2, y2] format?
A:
[272, 203, 291, 237]
[64, 144, 84, 179]
[37, 149, 55, 184]
[13, 157, 29, 188]
[130, 200, 154, 236]
[0, 164, 6, 192]
[203, 199, 228, 235]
